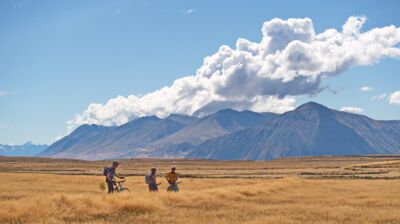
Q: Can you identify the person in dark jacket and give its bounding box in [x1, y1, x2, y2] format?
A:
[105, 161, 124, 193]
[147, 168, 159, 192]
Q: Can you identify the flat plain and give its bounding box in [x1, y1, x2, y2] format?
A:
[1, 155, 400, 224]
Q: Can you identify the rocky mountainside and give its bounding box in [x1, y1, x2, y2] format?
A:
[187, 102, 400, 160]
[39, 102, 400, 160]
[39, 109, 275, 160]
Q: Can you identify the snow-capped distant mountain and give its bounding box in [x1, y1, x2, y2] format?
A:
[0, 142, 48, 157]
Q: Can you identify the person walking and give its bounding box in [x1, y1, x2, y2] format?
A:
[166, 166, 179, 192]
[104, 161, 124, 193]
[145, 168, 160, 192]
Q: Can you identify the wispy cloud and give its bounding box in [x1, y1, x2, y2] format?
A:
[13, 0, 29, 8]
[360, 86, 374, 92]
[115, 8, 121, 14]
[371, 93, 387, 101]
[0, 122, 8, 129]
[0, 90, 11, 97]
[340, 107, 364, 114]
[184, 8, 196, 15]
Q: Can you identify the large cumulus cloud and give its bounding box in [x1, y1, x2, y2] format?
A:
[68, 16, 400, 129]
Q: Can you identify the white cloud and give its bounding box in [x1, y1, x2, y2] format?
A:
[184, 8, 196, 15]
[0, 91, 10, 97]
[115, 9, 121, 14]
[67, 16, 400, 130]
[389, 91, 400, 105]
[360, 86, 373, 91]
[340, 107, 364, 114]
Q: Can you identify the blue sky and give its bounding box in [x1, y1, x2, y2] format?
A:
[0, 0, 400, 145]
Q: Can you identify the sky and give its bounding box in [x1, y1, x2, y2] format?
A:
[0, 0, 400, 145]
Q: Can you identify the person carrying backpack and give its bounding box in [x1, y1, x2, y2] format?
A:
[166, 166, 179, 192]
[145, 168, 159, 192]
[104, 161, 124, 194]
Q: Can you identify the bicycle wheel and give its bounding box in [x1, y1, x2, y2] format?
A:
[120, 188, 130, 192]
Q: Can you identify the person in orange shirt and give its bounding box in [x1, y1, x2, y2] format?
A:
[165, 166, 179, 192]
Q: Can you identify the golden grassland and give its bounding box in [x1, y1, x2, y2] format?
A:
[1, 156, 400, 224]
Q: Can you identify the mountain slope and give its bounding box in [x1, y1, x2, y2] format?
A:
[165, 114, 199, 126]
[39, 116, 187, 159]
[152, 109, 277, 148]
[39, 124, 115, 158]
[187, 102, 400, 160]
[39, 102, 400, 160]
[39, 110, 275, 160]
[118, 109, 277, 158]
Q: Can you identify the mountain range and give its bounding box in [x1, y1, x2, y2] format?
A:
[0, 142, 48, 157]
[39, 102, 400, 160]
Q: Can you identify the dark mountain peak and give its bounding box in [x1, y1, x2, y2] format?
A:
[79, 123, 102, 128]
[167, 113, 183, 118]
[74, 123, 105, 132]
[166, 114, 193, 120]
[285, 102, 334, 121]
[197, 108, 238, 122]
[22, 141, 34, 146]
[215, 108, 239, 115]
[200, 108, 241, 123]
[295, 102, 331, 115]
[261, 111, 279, 118]
[139, 115, 161, 121]
[241, 110, 279, 120]
[77, 124, 91, 128]
[122, 115, 161, 127]
[200, 108, 273, 131]
[166, 114, 199, 125]
[296, 102, 330, 111]
[67, 124, 112, 140]
[241, 109, 261, 115]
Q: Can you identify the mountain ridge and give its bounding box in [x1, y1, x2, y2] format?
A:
[187, 102, 400, 160]
[39, 102, 400, 160]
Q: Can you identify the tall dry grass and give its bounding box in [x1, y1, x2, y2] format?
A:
[1, 173, 400, 224]
[2, 155, 400, 179]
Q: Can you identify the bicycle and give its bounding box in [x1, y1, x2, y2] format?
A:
[167, 181, 181, 192]
[114, 179, 130, 193]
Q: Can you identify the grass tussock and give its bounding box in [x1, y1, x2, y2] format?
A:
[1, 156, 400, 223]
[2, 155, 400, 179]
[0, 173, 400, 224]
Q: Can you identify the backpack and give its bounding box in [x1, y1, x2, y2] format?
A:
[103, 167, 109, 176]
[145, 174, 153, 184]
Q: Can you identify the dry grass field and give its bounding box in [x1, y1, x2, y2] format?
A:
[1, 156, 400, 224]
